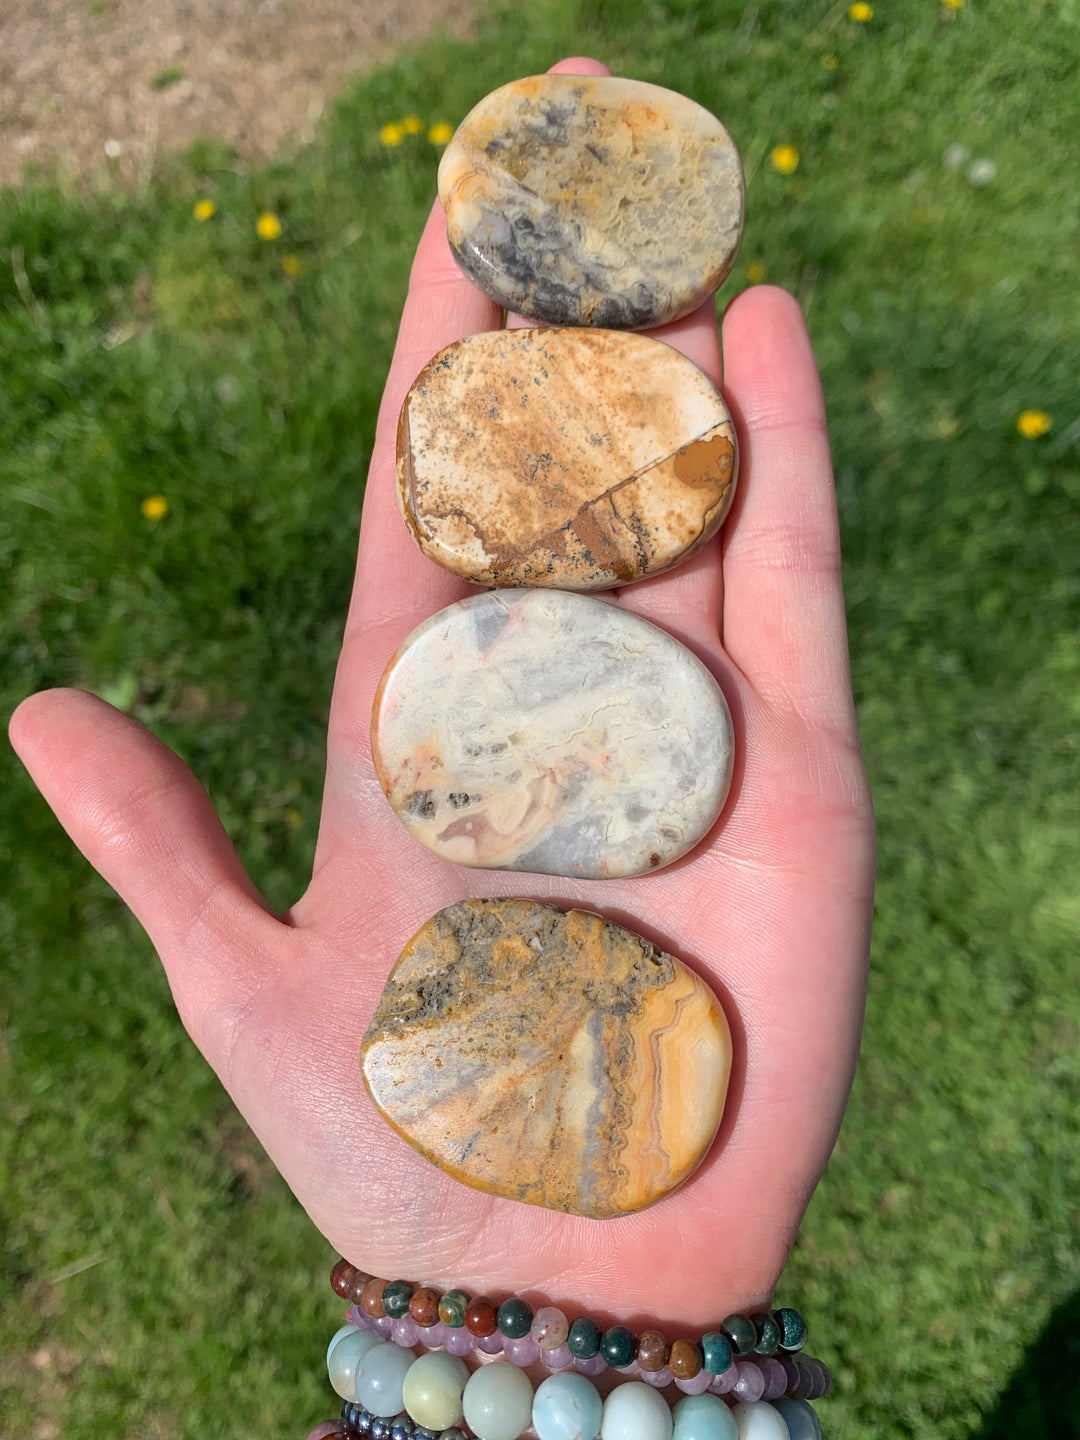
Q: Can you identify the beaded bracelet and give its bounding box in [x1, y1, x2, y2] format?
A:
[330, 1262, 816, 1385]
[322, 1259, 830, 1440]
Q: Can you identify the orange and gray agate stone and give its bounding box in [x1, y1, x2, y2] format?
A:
[397, 328, 737, 589]
[360, 898, 732, 1218]
[371, 589, 734, 879]
[438, 74, 744, 329]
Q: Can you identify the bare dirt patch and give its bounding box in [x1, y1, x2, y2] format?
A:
[1, 0, 474, 189]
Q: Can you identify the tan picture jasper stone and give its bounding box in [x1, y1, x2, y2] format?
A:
[438, 74, 744, 329]
[398, 328, 737, 589]
[360, 899, 732, 1219]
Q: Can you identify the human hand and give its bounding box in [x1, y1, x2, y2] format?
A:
[9, 57, 873, 1330]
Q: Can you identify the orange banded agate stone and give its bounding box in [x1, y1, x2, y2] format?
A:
[397, 328, 737, 590]
[360, 899, 732, 1219]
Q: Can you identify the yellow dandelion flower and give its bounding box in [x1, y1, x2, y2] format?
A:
[1017, 410, 1052, 439]
[428, 121, 454, 146]
[285, 807, 303, 829]
[770, 144, 800, 176]
[141, 495, 169, 521]
[256, 212, 282, 240]
[745, 261, 767, 284]
[402, 115, 424, 135]
[380, 122, 406, 147]
[281, 254, 302, 276]
[942, 0, 963, 8]
[193, 198, 216, 222]
[820, 53, 839, 69]
[849, 2, 873, 18]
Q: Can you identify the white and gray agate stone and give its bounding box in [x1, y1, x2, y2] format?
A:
[371, 590, 733, 879]
[438, 74, 745, 329]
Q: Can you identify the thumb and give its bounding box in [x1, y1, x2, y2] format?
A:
[9, 688, 286, 1053]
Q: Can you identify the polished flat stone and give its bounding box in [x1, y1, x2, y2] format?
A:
[438, 74, 744, 329]
[371, 589, 733, 879]
[398, 328, 737, 589]
[360, 899, 732, 1218]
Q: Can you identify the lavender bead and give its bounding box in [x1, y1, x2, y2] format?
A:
[641, 1367, 674, 1389]
[478, 1332, 505, 1354]
[675, 1370, 713, 1395]
[349, 1306, 373, 1329]
[423, 1321, 450, 1350]
[445, 1328, 476, 1357]
[731, 1361, 765, 1404]
[506, 1334, 542, 1367]
[373, 1315, 395, 1338]
[394, 1318, 423, 1347]
[575, 1354, 608, 1378]
[543, 1344, 575, 1372]
[757, 1360, 786, 1402]
[709, 1368, 737, 1397]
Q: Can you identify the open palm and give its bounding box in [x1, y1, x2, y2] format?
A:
[10, 58, 873, 1335]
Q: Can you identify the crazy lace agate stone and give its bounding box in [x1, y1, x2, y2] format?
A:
[371, 589, 733, 879]
[438, 74, 744, 329]
[398, 328, 737, 589]
[360, 899, 732, 1218]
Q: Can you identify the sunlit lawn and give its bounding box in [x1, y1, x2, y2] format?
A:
[2, 0, 1078, 1436]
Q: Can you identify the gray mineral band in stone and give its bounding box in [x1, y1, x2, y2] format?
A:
[438, 73, 744, 329]
[397, 327, 737, 590]
[370, 588, 734, 879]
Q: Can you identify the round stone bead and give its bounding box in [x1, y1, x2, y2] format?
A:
[641, 1366, 673, 1389]
[444, 1327, 475, 1357]
[672, 1393, 738, 1440]
[462, 1359, 535, 1440]
[439, 1290, 471, 1328]
[574, 1353, 608, 1378]
[731, 1360, 765, 1404]
[498, 1298, 534, 1339]
[769, 1400, 820, 1440]
[601, 1380, 674, 1440]
[372, 1314, 395, 1338]
[393, 1317, 422, 1348]
[441, 1429, 468, 1440]
[505, 1333, 541, 1367]
[327, 1323, 358, 1371]
[600, 1327, 637, 1369]
[757, 1359, 787, 1401]
[532, 1307, 570, 1351]
[533, 1371, 604, 1440]
[362, 1279, 390, 1319]
[751, 1315, 780, 1356]
[355, 1340, 417, 1417]
[332, 1260, 358, 1298]
[701, 1334, 734, 1376]
[402, 1350, 470, 1431]
[567, 1318, 603, 1360]
[329, 1328, 384, 1400]
[669, 1339, 702, 1380]
[465, 1296, 499, 1338]
[383, 1281, 416, 1319]
[541, 1343, 575, 1372]
[391, 1420, 416, 1440]
[721, 1316, 757, 1357]
[674, 1370, 712, 1396]
[731, 1402, 790, 1440]
[370, 1419, 392, 1440]
[636, 1331, 669, 1372]
[409, 1288, 443, 1328]
[478, 1331, 505, 1354]
[773, 1312, 807, 1354]
[708, 1368, 736, 1397]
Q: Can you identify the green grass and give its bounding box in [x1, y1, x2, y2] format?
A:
[2, 0, 1079, 1436]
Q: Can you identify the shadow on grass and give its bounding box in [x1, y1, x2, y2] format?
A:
[971, 1289, 1080, 1439]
